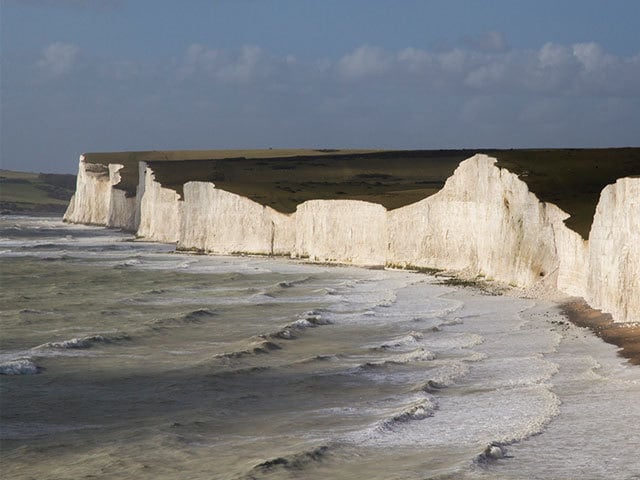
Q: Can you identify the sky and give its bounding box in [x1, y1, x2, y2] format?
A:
[1, 0, 639, 174]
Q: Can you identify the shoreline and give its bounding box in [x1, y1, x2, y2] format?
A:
[425, 272, 640, 367]
[560, 298, 640, 365]
[7, 213, 640, 366]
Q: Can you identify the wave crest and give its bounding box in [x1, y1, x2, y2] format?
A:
[147, 309, 217, 329]
[250, 445, 330, 475]
[0, 358, 41, 375]
[361, 348, 436, 369]
[475, 442, 509, 464]
[213, 339, 282, 360]
[183, 308, 218, 321]
[34, 332, 129, 350]
[412, 362, 471, 393]
[375, 331, 424, 350]
[378, 398, 436, 432]
[264, 311, 331, 341]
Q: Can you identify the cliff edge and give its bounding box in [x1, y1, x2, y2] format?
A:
[64, 149, 640, 323]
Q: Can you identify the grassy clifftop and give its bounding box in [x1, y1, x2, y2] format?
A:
[147, 150, 472, 213]
[79, 147, 640, 239]
[0, 170, 76, 215]
[492, 148, 640, 238]
[82, 149, 379, 196]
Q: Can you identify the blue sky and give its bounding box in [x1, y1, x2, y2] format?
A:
[1, 0, 639, 173]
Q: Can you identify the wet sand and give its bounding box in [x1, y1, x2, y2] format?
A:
[560, 298, 640, 365]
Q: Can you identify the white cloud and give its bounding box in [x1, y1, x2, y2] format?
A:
[437, 48, 467, 74]
[538, 42, 572, 68]
[6, 32, 640, 175]
[464, 57, 511, 89]
[178, 44, 268, 83]
[338, 45, 392, 78]
[572, 42, 612, 71]
[397, 47, 431, 73]
[168, 40, 638, 98]
[37, 42, 79, 76]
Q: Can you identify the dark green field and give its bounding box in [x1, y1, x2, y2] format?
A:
[0, 170, 76, 214]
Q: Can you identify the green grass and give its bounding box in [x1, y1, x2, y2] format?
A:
[0, 170, 76, 214]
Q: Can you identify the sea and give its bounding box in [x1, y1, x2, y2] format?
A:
[1, 215, 639, 480]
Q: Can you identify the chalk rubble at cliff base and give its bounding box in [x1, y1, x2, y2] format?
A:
[64, 153, 639, 324]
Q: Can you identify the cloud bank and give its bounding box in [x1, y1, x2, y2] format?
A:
[162, 39, 640, 97]
[2, 33, 638, 173]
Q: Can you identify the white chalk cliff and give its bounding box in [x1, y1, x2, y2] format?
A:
[64, 153, 639, 323]
[587, 178, 640, 323]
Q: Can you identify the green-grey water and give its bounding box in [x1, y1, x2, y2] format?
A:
[1, 216, 639, 479]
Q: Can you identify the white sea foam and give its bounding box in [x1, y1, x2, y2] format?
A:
[0, 358, 40, 375]
[377, 397, 437, 432]
[361, 348, 436, 370]
[374, 331, 424, 350]
[34, 333, 128, 350]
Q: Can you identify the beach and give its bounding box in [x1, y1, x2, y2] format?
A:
[561, 299, 640, 365]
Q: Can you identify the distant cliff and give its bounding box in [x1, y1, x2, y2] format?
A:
[64, 149, 640, 323]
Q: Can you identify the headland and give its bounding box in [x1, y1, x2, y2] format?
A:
[61, 148, 639, 333]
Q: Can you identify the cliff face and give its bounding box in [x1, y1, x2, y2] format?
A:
[179, 181, 294, 255]
[64, 156, 111, 226]
[63, 157, 136, 230]
[587, 178, 640, 323]
[64, 153, 639, 323]
[136, 163, 182, 243]
[294, 200, 387, 266]
[106, 164, 137, 230]
[388, 157, 563, 286]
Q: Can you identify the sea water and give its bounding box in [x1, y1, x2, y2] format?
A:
[1, 216, 639, 480]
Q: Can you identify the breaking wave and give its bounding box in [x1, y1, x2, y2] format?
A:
[475, 442, 509, 464]
[146, 308, 218, 329]
[213, 339, 282, 360]
[34, 332, 129, 350]
[276, 276, 312, 289]
[377, 397, 437, 432]
[374, 331, 424, 350]
[115, 258, 143, 268]
[296, 354, 340, 365]
[248, 445, 330, 476]
[210, 311, 331, 362]
[412, 361, 472, 393]
[183, 308, 218, 321]
[265, 310, 332, 341]
[361, 348, 436, 370]
[0, 358, 41, 375]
